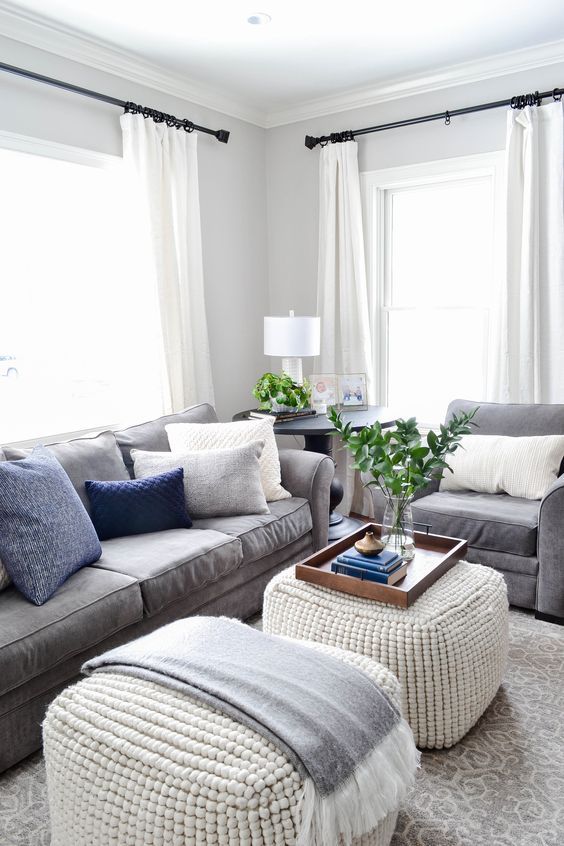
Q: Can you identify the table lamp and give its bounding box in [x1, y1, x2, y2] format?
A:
[264, 310, 320, 385]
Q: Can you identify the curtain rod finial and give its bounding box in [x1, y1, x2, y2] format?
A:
[304, 135, 318, 150]
[216, 129, 230, 143]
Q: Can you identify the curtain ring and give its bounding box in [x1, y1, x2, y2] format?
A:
[444, 110, 451, 126]
[553, 88, 562, 102]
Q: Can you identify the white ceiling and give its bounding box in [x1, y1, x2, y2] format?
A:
[2, 0, 564, 126]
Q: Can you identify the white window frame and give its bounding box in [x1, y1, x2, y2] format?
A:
[361, 152, 505, 411]
[0, 129, 121, 171]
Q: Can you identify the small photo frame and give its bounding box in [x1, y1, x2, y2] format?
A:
[339, 373, 367, 410]
[309, 374, 338, 413]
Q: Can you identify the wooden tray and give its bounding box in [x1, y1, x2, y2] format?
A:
[295, 521, 467, 608]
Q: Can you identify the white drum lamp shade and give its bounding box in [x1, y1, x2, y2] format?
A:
[264, 311, 320, 384]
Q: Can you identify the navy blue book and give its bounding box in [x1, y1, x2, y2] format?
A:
[331, 560, 407, 585]
[336, 548, 401, 572]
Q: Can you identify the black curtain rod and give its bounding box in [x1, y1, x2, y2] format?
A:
[304, 86, 564, 149]
[0, 61, 230, 143]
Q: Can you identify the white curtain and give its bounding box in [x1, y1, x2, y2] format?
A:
[316, 141, 374, 514]
[121, 113, 214, 413]
[490, 100, 564, 403]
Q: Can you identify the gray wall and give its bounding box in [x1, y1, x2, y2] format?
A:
[265, 62, 564, 320]
[0, 35, 267, 422]
[3, 30, 564, 424]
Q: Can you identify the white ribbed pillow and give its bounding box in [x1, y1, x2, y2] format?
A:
[166, 417, 290, 502]
[440, 434, 564, 500]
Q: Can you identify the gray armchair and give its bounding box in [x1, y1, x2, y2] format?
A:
[367, 399, 564, 623]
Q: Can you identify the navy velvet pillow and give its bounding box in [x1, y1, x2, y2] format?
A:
[0, 446, 102, 605]
[85, 467, 192, 541]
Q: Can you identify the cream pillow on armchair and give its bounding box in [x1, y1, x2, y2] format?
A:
[166, 416, 290, 502]
[440, 434, 564, 500]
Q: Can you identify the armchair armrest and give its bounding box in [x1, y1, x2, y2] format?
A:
[278, 448, 334, 551]
[537, 475, 564, 619]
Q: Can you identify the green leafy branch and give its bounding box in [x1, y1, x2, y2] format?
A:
[327, 406, 478, 502]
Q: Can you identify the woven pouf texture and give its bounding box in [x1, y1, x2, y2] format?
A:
[43, 640, 402, 846]
[263, 562, 509, 749]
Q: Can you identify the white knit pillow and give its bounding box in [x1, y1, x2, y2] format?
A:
[166, 417, 290, 502]
[440, 434, 564, 500]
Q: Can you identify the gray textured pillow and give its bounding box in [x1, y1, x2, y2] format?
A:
[3, 431, 130, 516]
[132, 441, 269, 519]
[0, 447, 102, 605]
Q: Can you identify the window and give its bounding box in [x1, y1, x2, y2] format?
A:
[0, 133, 165, 444]
[362, 153, 504, 426]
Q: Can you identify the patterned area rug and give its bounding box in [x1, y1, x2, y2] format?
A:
[0, 609, 562, 846]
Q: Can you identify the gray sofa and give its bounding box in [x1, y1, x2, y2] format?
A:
[0, 402, 334, 772]
[368, 399, 564, 623]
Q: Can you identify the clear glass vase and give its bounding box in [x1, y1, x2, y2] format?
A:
[382, 495, 415, 560]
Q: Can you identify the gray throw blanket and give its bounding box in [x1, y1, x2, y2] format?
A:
[83, 617, 418, 845]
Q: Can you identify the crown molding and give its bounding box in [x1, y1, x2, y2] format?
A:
[1, 1, 563, 132]
[263, 38, 564, 128]
[0, 1, 265, 127]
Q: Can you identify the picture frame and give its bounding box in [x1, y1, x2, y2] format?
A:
[338, 373, 367, 410]
[309, 374, 338, 413]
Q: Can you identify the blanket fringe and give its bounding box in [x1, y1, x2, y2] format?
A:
[296, 719, 420, 846]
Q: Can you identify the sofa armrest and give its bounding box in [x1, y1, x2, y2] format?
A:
[537, 475, 564, 619]
[278, 448, 334, 551]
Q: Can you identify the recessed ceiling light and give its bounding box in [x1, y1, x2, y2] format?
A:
[247, 13, 272, 25]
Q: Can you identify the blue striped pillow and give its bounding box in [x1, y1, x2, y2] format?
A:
[0, 447, 102, 605]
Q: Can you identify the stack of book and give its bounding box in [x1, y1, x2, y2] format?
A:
[331, 547, 407, 585]
[249, 408, 317, 423]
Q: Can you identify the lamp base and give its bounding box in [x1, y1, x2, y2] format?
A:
[281, 357, 304, 384]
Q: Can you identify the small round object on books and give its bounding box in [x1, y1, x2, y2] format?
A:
[355, 531, 385, 556]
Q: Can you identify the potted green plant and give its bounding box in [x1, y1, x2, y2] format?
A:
[328, 407, 478, 558]
[252, 372, 311, 412]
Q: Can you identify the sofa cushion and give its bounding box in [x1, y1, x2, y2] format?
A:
[412, 491, 539, 558]
[2, 431, 130, 516]
[446, 398, 564, 437]
[191, 497, 313, 564]
[0, 567, 142, 697]
[91, 529, 243, 617]
[115, 403, 218, 475]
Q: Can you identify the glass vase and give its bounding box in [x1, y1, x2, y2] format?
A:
[382, 495, 415, 560]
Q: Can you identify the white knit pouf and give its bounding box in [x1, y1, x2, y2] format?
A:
[263, 562, 509, 749]
[44, 641, 403, 846]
